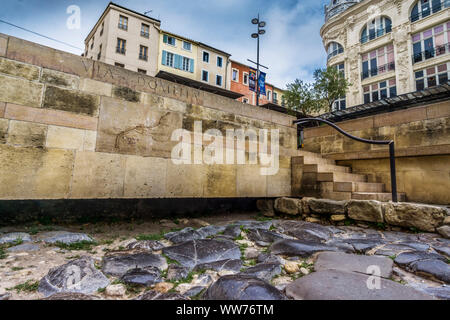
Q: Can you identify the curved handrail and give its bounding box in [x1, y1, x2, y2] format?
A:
[293, 117, 398, 202]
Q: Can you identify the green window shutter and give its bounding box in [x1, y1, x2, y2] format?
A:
[162, 50, 167, 66]
[163, 34, 168, 44]
[189, 59, 194, 73]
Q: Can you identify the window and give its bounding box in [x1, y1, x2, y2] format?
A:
[115, 62, 125, 68]
[412, 22, 450, 64]
[273, 92, 278, 104]
[415, 62, 449, 90]
[363, 79, 397, 103]
[203, 51, 210, 63]
[141, 24, 150, 38]
[217, 56, 223, 67]
[361, 16, 392, 44]
[327, 42, 344, 60]
[202, 70, 209, 82]
[216, 75, 223, 86]
[138, 69, 147, 75]
[163, 34, 176, 46]
[100, 22, 104, 36]
[182, 57, 190, 71]
[232, 69, 239, 82]
[166, 52, 174, 67]
[411, 0, 450, 22]
[116, 38, 126, 55]
[243, 72, 249, 85]
[361, 44, 395, 79]
[97, 44, 102, 60]
[118, 15, 128, 31]
[90, 37, 94, 50]
[267, 90, 272, 101]
[139, 45, 148, 61]
[333, 63, 346, 110]
[183, 41, 192, 51]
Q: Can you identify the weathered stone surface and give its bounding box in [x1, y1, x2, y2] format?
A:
[162, 239, 241, 270]
[244, 247, 260, 259]
[45, 126, 87, 151]
[432, 243, 450, 257]
[0, 232, 31, 244]
[315, 252, 394, 278]
[185, 286, 206, 298]
[331, 214, 346, 222]
[423, 286, 450, 300]
[222, 225, 242, 238]
[385, 203, 446, 232]
[274, 197, 301, 215]
[437, 226, 450, 239]
[43, 86, 99, 116]
[0, 34, 7, 57]
[308, 198, 346, 215]
[126, 240, 165, 251]
[240, 263, 282, 282]
[7, 243, 39, 252]
[124, 156, 167, 198]
[154, 282, 175, 294]
[343, 238, 386, 253]
[79, 78, 112, 96]
[194, 259, 243, 273]
[257, 253, 284, 265]
[274, 220, 337, 242]
[167, 265, 190, 281]
[120, 267, 162, 286]
[347, 200, 384, 223]
[164, 226, 226, 244]
[409, 260, 450, 284]
[7, 120, 47, 148]
[256, 199, 275, 217]
[105, 284, 126, 297]
[41, 232, 93, 244]
[0, 57, 39, 80]
[0, 293, 11, 300]
[39, 257, 110, 297]
[270, 239, 339, 257]
[286, 269, 434, 300]
[113, 86, 141, 102]
[246, 228, 293, 246]
[394, 251, 446, 267]
[234, 220, 273, 230]
[42, 293, 99, 300]
[41, 69, 79, 89]
[284, 261, 300, 274]
[444, 216, 450, 226]
[135, 290, 189, 300]
[0, 118, 8, 143]
[102, 252, 168, 277]
[204, 275, 287, 300]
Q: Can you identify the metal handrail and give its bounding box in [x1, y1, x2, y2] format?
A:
[293, 117, 398, 202]
[413, 43, 450, 64]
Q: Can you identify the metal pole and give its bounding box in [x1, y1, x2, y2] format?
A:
[256, 13, 260, 107]
[389, 142, 398, 203]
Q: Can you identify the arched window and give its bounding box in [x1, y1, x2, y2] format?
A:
[411, 0, 450, 22]
[327, 42, 344, 60]
[360, 16, 392, 44]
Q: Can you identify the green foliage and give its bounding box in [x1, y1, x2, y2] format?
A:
[54, 241, 97, 251]
[284, 79, 320, 117]
[8, 280, 40, 293]
[135, 232, 165, 241]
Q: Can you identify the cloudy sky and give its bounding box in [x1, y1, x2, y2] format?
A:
[0, 0, 329, 88]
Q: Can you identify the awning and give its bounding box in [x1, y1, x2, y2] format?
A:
[156, 71, 244, 100]
[259, 102, 303, 118]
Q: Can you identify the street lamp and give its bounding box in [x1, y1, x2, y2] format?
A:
[250, 14, 266, 107]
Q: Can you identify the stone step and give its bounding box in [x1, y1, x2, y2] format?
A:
[294, 156, 336, 166]
[296, 150, 324, 159]
[303, 164, 351, 174]
[317, 172, 368, 183]
[321, 191, 353, 201]
[334, 182, 385, 193]
[351, 192, 407, 202]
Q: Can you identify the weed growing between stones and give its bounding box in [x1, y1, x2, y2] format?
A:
[53, 240, 98, 251]
[163, 254, 181, 266]
[8, 280, 39, 293]
[135, 232, 165, 241]
[0, 247, 7, 260]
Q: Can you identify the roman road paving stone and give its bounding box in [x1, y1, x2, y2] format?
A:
[204, 275, 287, 300]
[343, 238, 387, 253]
[40, 231, 94, 245]
[164, 225, 226, 244]
[135, 291, 189, 300]
[167, 265, 190, 282]
[270, 239, 340, 257]
[394, 251, 447, 268]
[6, 243, 40, 252]
[239, 263, 282, 282]
[41, 293, 100, 300]
[431, 243, 450, 257]
[314, 252, 394, 278]
[162, 239, 241, 270]
[409, 260, 450, 284]
[194, 259, 243, 273]
[246, 228, 294, 246]
[102, 252, 168, 277]
[0, 232, 31, 244]
[120, 267, 162, 287]
[273, 220, 341, 242]
[126, 240, 165, 251]
[285, 270, 434, 300]
[39, 257, 110, 297]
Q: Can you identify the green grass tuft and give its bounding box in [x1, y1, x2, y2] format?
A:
[8, 280, 40, 293]
[54, 241, 97, 251]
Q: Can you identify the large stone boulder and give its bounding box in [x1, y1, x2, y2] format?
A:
[0, 232, 31, 244]
[347, 200, 384, 223]
[286, 269, 434, 300]
[120, 267, 162, 287]
[240, 263, 282, 282]
[102, 252, 168, 277]
[204, 275, 287, 300]
[39, 257, 110, 297]
[437, 226, 450, 239]
[256, 199, 275, 217]
[41, 232, 94, 245]
[274, 198, 302, 215]
[308, 199, 346, 215]
[384, 203, 447, 232]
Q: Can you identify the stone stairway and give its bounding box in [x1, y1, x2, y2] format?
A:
[293, 150, 406, 202]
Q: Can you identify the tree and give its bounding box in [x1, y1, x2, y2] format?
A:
[313, 66, 351, 113]
[284, 79, 320, 117]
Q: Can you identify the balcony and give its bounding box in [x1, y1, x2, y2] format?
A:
[116, 47, 126, 55]
[327, 48, 344, 61]
[413, 43, 450, 64]
[361, 62, 395, 80]
[361, 26, 392, 44]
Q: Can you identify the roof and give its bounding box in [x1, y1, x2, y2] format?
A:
[259, 103, 303, 118]
[156, 71, 244, 100]
[318, 81, 450, 124]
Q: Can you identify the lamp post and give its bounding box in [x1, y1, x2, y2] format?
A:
[250, 15, 266, 107]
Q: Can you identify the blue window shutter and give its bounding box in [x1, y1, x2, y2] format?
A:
[190, 59, 194, 73]
[174, 54, 181, 69]
[163, 34, 168, 44]
[162, 50, 167, 66]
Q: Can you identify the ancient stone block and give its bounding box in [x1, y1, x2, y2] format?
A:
[236, 165, 267, 197]
[0, 74, 43, 107]
[0, 118, 8, 143]
[113, 86, 141, 102]
[166, 163, 205, 197]
[0, 34, 7, 57]
[0, 101, 5, 118]
[43, 86, 100, 116]
[347, 200, 384, 223]
[267, 168, 291, 197]
[96, 96, 182, 158]
[124, 156, 167, 198]
[0, 144, 74, 199]
[4, 103, 98, 131]
[41, 68, 79, 89]
[436, 226, 450, 239]
[384, 202, 447, 232]
[141, 92, 164, 108]
[79, 78, 112, 96]
[256, 199, 275, 217]
[274, 198, 302, 215]
[308, 198, 346, 215]
[45, 125, 86, 150]
[203, 165, 237, 198]
[70, 151, 126, 199]
[7, 120, 47, 147]
[0, 57, 40, 80]
[83, 130, 97, 151]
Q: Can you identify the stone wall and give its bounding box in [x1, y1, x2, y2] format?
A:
[303, 102, 450, 204]
[0, 34, 298, 201]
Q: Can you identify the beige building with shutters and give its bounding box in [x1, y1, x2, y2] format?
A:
[321, 0, 450, 110]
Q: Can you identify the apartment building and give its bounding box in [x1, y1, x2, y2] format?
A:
[321, 0, 450, 110]
[84, 2, 161, 76]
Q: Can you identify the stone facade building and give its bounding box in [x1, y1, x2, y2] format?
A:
[321, 0, 450, 110]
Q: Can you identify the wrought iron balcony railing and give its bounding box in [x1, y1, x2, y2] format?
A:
[413, 43, 450, 64]
[327, 48, 344, 60]
[361, 26, 392, 44]
[361, 62, 395, 80]
[410, 1, 449, 22]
